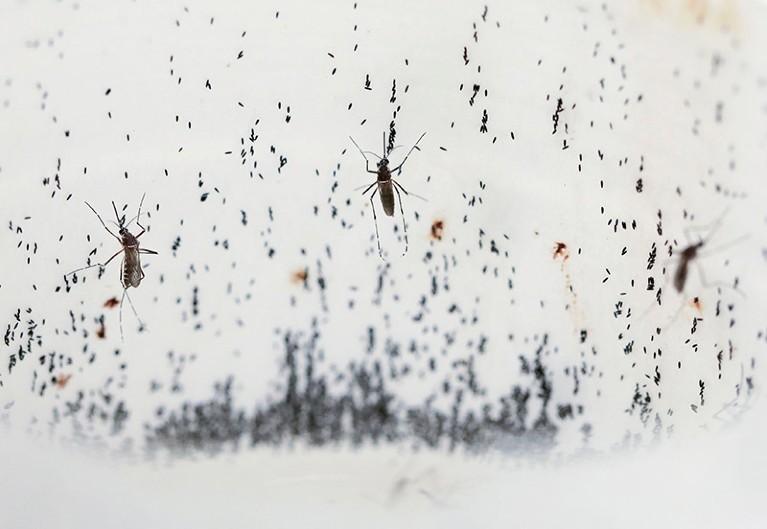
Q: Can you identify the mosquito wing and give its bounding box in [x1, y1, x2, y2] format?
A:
[379, 183, 396, 216]
[673, 260, 688, 293]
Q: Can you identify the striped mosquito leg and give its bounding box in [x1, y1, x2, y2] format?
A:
[369, 188, 386, 261]
[392, 185, 408, 257]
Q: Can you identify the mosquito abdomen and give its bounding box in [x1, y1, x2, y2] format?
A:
[122, 249, 143, 289]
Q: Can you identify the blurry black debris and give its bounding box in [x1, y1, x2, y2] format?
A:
[146, 331, 565, 455]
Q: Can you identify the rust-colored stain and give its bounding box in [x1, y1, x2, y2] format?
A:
[690, 297, 704, 313]
[553, 242, 569, 262]
[430, 219, 444, 241]
[553, 241, 579, 314]
[96, 325, 106, 339]
[104, 297, 119, 308]
[56, 374, 73, 389]
[291, 268, 308, 285]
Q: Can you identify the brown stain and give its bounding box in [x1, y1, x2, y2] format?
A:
[553, 242, 570, 264]
[96, 326, 106, 339]
[430, 219, 444, 241]
[291, 268, 308, 285]
[55, 374, 73, 389]
[104, 297, 119, 309]
[690, 296, 704, 313]
[553, 241, 580, 315]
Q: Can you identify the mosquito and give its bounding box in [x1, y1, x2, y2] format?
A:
[669, 208, 746, 294]
[647, 208, 746, 330]
[349, 131, 426, 259]
[65, 194, 158, 340]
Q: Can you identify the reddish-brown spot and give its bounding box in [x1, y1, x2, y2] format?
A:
[291, 268, 308, 285]
[553, 242, 569, 261]
[430, 219, 444, 241]
[552, 241, 578, 311]
[96, 326, 106, 339]
[104, 297, 119, 309]
[56, 374, 73, 389]
[691, 297, 703, 313]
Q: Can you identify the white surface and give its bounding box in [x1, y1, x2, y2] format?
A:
[1, 0, 766, 527]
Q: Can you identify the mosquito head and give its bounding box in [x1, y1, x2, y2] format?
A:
[378, 158, 389, 169]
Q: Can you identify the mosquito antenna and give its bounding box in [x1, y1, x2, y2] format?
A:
[85, 201, 121, 242]
[349, 136, 382, 162]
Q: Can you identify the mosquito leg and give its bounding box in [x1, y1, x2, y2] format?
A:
[119, 290, 126, 342]
[697, 234, 750, 260]
[393, 180, 410, 195]
[393, 185, 408, 257]
[695, 260, 745, 297]
[65, 249, 125, 279]
[119, 255, 126, 288]
[369, 188, 386, 261]
[349, 136, 381, 174]
[138, 248, 158, 254]
[390, 132, 426, 174]
[133, 193, 148, 233]
[664, 298, 688, 330]
[120, 288, 145, 341]
[393, 179, 427, 202]
[85, 202, 121, 242]
[639, 284, 665, 324]
[684, 207, 731, 244]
